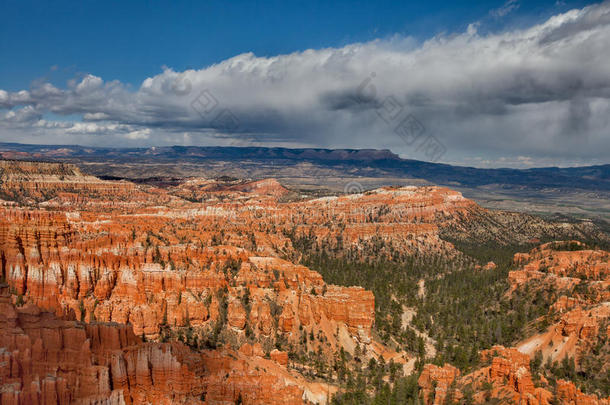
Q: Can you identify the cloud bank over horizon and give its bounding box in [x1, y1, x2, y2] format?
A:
[1, 1, 610, 168]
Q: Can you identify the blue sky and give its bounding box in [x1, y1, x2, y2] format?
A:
[0, 0, 592, 90]
[0, 0, 608, 167]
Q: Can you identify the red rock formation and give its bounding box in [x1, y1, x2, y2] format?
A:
[0, 160, 150, 205]
[270, 349, 289, 366]
[227, 178, 290, 196]
[228, 299, 247, 329]
[0, 204, 378, 355]
[419, 346, 555, 405]
[0, 286, 316, 404]
[556, 379, 610, 405]
[512, 243, 610, 364]
[557, 305, 610, 340]
[475, 261, 497, 271]
[418, 364, 460, 405]
[11, 161, 585, 403]
[481, 346, 539, 400]
[0, 288, 205, 404]
[509, 242, 609, 292]
[0, 160, 400, 404]
[420, 242, 610, 405]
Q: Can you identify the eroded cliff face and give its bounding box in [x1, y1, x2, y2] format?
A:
[419, 345, 610, 405]
[0, 283, 323, 404]
[168, 181, 479, 260]
[418, 346, 555, 405]
[0, 285, 202, 405]
[511, 242, 610, 364]
[0, 161, 414, 404]
[0, 162, 484, 350]
[0, 208, 377, 359]
[418, 242, 610, 405]
[2, 160, 608, 404]
[417, 363, 461, 405]
[0, 160, 157, 206]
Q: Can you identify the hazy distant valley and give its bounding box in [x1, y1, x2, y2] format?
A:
[2, 142, 609, 224]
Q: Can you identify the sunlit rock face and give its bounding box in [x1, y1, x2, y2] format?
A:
[1, 160, 420, 404]
[3, 160, 607, 404]
[0, 286, 315, 404]
[510, 242, 610, 363]
[0, 207, 377, 344]
[0, 160, 479, 349]
[419, 242, 610, 405]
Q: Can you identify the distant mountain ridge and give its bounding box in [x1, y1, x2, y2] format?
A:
[0, 142, 401, 161]
[0, 141, 608, 191]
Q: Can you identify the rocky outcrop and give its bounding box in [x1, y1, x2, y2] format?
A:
[0, 206, 380, 404]
[509, 242, 610, 290]
[557, 305, 610, 340]
[0, 184, 382, 350]
[0, 161, 403, 404]
[419, 346, 554, 405]
[556, 380, 610, 405]
[474, 261, 496, 271]
[479, 346, 549, 404]
[418, 364, 460, 405]
[0, 287, 204, 404]
[0, 160, 137, 203]
[0, 211, 377, 346]
[226, 178, 290, 196]
[511, 243, 610, 363]
[0, 159, 173, 208]
[0, 286, 317, 405]
[7, 160, 607, 404]
[270, 349, 289, 366]
[419, 242, 610, 404]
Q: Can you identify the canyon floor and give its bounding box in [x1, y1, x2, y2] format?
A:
[0, 158, 608, 404]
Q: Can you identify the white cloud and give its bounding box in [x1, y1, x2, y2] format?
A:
[83, 112, 112, 121]
[75, 74, 104, 94]
[125, 128, 151, 140]
[490, 0, 520, 18]
[1, 1, 610, 167]
[2, 106, 41, 123]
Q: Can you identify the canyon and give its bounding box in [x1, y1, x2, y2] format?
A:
[0, 160, 397, 403]
[0, 159, 608, 404]
[418, 242, 610, 404]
